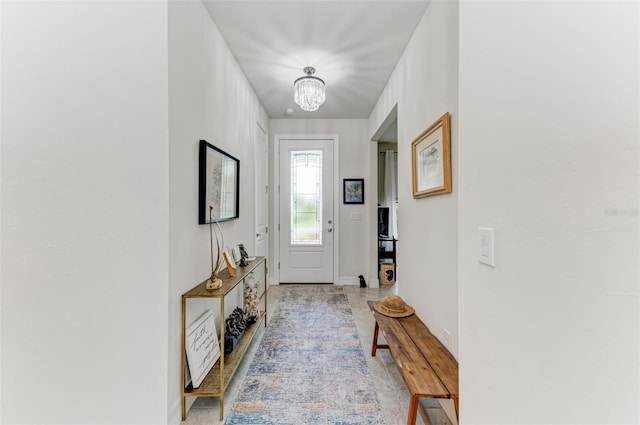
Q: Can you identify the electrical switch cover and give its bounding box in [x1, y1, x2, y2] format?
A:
[478, 227, 495, 267]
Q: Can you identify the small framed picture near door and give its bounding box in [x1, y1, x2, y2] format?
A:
[411, 112, 452, 198]
[343, 178, 364, 204]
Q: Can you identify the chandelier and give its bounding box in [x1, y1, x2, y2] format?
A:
[293, 67, 325, 112]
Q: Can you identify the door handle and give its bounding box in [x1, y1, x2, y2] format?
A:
[328, 228, 333, 233]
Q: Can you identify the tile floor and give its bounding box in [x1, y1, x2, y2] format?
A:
[183, 284, 455, 425]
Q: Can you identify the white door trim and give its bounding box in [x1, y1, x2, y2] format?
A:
[273, 134, 340, 285]
[254, 121, 268, 258]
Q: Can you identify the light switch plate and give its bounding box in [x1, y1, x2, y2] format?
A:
[350, 212, 361, 220]
[478, 227, 495, 267]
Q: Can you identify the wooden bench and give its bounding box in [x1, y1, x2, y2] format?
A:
[367, 301, 459, 425]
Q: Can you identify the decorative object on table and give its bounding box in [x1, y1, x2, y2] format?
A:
[293, 66, 326, 112]
[358, 274, 367, 288]
[198, 139, 240, 224]
[225, 286, 386, 425]
[244, 284, 260, 319]
[411, 112, 452, 199]
[343, 178, 364, 204]
[185, 310, 220, 388]
[224, 307, 247, 353]
[205, 206, 225, 290]
[233, 243, 250, 267]
[223, 247, 236, 277]
[373, 294, 414, 318]
[232, 245, 242, 264]
[239, 244, 249, 261]
[380, 263, 395, 285]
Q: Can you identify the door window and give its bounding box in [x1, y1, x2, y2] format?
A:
[290, 150, 322, 246]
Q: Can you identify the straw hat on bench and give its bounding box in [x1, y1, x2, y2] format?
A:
[374, 295, 414, 318]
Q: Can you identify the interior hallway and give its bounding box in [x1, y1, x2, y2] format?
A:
[183, 284, 454, 425]
[2, 2, 637, 424]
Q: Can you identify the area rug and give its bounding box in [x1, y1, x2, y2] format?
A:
[225, 286, 386, 425]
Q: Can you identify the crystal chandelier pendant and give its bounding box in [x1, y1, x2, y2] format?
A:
[294, 67, 325, 112]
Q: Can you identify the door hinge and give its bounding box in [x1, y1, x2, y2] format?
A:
[266, 226, 269, 234]
[265, 185, 268, 193]
[278, 262, 280, 269]
[278, 223, 280, 231]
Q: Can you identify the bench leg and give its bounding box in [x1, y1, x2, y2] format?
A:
[407, 395, 419, 425]
[372, 322, 380, 356]
[453, 396, 459, 423]
[371, 321, 390, 357]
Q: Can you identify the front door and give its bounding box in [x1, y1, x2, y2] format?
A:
[278, 138, 334, 283]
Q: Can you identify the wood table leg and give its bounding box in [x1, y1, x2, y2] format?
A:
[407, 395, 419, 425]
[219, 394, 224, 421]
[372, 321, 380, 356]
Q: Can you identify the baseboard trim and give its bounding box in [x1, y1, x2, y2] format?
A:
[337, 275, 379, 288]
[167, 398, 181, 425]
[369, 277, 380, 288]
[268, 275, 380, 288]
[338, 276, 358, 285]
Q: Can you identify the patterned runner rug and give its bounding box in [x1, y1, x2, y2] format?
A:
[225, 286, 386, 425]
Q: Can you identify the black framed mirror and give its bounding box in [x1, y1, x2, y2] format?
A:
[198, 140, 240, 224]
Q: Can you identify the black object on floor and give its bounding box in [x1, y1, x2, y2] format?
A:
[358, 275, 367, 288]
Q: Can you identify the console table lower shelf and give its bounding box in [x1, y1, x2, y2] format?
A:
[181, 311, 266, 420]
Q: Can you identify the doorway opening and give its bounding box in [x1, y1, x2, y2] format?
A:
[371, 106, 398, 289]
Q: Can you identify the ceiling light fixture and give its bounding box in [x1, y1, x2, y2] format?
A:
[293, 67, 325, 112]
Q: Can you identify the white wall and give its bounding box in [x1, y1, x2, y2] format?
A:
[1, 1, 169, 423]
[369, 0, 460, 357]
[168, 1, 268, 422]
[269, 119, 375, 285]
[458, 1, 639, 424]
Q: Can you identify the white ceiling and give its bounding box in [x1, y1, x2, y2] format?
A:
[202, 1, 430, 119]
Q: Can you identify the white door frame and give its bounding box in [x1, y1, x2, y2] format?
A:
[254, 121, 268, 258]
[273, 134, 340, 285]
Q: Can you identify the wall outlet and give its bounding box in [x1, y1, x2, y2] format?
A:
[443, 328, 451, 345]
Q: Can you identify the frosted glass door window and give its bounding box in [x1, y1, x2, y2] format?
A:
[290, 150, 322, 245]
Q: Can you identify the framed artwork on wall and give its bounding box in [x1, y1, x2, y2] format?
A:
[411, 112, 452, 198]
[198, 140, 240, 224]
[343, 178, 364, 204]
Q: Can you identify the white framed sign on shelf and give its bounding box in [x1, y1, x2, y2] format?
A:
[185, 310, 220, 388]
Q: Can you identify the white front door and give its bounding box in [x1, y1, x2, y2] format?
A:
[278, 138, 334, 283]
[254, 123, 268, 257]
